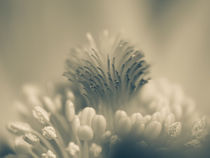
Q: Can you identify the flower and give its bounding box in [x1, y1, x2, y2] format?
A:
[4, 33, 210, 158]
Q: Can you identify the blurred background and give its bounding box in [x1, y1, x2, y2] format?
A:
[0, 0, 209, 136]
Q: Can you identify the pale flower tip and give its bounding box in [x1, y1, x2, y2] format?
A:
[14, 136, 31, 154]
[131, 112, 143, 125]
[168, 122, 182, 137]
[91, 114, 107, 137]
[7, 122, 31, 135]
[43, 96, 56, 113]
[144, 121, 162, 140]
[77, 125, 93, 141]
[86, 32, 97, 50]
[42, 150, 56, 158]
[115, 113, 132, 136]
[72, 115, 80, 133]
[131, 113, 145, 136]
[66, 142, 80, 157]
[23, 133, 40, 145]
[42, 126, 57, 140]
[66, 100, 75, 122]
[66, 90, 75, 101]
[89, 143, 102, 157]
[115, 110, 127, 123]
[80, 107, 96, 126]
[32, 106, 50, 125]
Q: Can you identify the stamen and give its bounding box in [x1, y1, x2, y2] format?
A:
[32, 106, 50, 125]
[77, 125, 94, 141]
[42, 126, 57, 140]
[89, 143, 102, 157]
[7, 122, 31, 135]
[91, 115, 107, 138]
[66, 142, 80, 157]
[168, 122, 182, 137]
[23, 133, 40, 145]
[41, 150, 56, 158]
[65, 100, 75, 122]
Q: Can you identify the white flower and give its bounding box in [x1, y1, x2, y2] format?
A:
[5, 32, 209, 158]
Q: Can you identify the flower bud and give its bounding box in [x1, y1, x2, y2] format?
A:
[89, 143, 102, 157]
[23, 133, 40, 145]
[77, 125, 93, 141]
[14, 136, 31, 154]
[66, 142, 80, 157]
[66, 100, 75, 122]
[72, 115, 80, 134]
[168, 122, 182, 137]
[144, 121, 162, 139]
[115, 110, 127, 122]
[66, 90, 75, 101]
[43, 96, 56, 113]
[32, 106, 50, 125]
[7, 122, 31, 135]
[80, 107, 96, 126]
[131, 113, 145, 136]
[131, 113, 143, 125]
[115, 113, 131, 136]
[42, 150, 56, 158]
[91, 115, 106, 137]
[42, 126, 57, 140]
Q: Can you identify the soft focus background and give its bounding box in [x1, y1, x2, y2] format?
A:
[0, 0, 209, 136]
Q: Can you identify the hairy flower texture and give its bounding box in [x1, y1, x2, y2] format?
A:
[64, 31, 150, 111]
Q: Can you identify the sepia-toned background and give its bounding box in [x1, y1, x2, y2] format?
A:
[0, 0, 209, 136]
